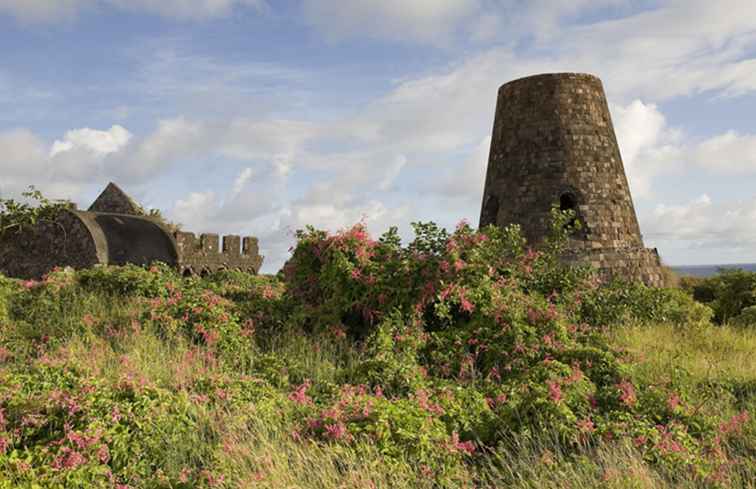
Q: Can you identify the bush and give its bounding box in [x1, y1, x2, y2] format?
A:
[77, 263, 178, 298]
[685, 269, 756, 324]
[578, 281, 713, 328]
[278, 212, 734, 480]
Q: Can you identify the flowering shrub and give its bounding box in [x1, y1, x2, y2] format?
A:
[0, 363, 218, 487]
[281, 212, 747, 482]
[141, 281, 253, 362]
[77, 263, 178, 298]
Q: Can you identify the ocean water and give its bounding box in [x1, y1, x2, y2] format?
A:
[671, 263, 756, 278]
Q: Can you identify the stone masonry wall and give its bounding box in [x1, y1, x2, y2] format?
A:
[0, 210, 100, 279]
[174, 232, 263, 275]
[480, 73, 664, 286]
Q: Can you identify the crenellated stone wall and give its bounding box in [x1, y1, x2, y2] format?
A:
[174, 231, 263, 276]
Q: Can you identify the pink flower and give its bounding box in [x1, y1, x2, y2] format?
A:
[577, 418, 595, 433]
[288, 381, 312, 405]
[458, 288, 475, 313]
[449, 432, 475, 454]
[324, 422, 348, 440]
[617, 380, 636, 407]
[667, 393, 681, 411]
[98, 445, 110, 463]
[488, 366, 501, 382]
[719, 411, 749, 435]
[548, 380, 563, 403]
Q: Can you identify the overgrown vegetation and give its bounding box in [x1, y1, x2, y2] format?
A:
[0, 206, 754, 488]
[0, 186, 70, 238]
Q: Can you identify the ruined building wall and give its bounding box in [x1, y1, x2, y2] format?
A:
[480, 73, 664, 286]
[174, 232, 263, 276]
[0, 180, 265, 279]
[74, 211, 178, 268]
[0, 210, 100, 280]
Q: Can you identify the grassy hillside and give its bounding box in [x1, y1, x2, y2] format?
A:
[0, 216, 754, 488]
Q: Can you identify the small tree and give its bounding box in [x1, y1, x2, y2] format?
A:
[0, 186, 71, 238]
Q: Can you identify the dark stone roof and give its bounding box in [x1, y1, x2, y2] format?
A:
[88, 182, 143, 215]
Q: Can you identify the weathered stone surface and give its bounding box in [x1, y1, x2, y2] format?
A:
[88, 182, 143, 215]
[0, 183, 264, 279]
[175, 231, 263, 276]
[480, 73, 665, 286]
[0, 210, 100, 279]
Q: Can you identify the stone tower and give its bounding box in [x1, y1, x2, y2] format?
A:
[479, 72, 664, 286]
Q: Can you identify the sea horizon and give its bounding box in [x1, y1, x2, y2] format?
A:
[670, 263, 756, 278]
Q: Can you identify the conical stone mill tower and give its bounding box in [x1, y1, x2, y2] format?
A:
[479, 73, 664, 286]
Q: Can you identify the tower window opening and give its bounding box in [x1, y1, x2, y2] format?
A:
[559, 192, 579, 230]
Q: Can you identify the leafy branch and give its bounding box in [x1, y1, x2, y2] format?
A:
[0, 186, 72, 238]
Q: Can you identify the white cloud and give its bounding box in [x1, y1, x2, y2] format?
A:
[0, 0, 265, 23]
[107, 0, 267, 20]
[302, 0, 479, 45]
[173, 191, 219, 230]
[50, 125, 132, 157]
[693, 131, 756, 174]
[438, 136, 490, 201]
[0, 0, 89, 23]
[611, 100, 684, 198]
[642, 194, 756, 256]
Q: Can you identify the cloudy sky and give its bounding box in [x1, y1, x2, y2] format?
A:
[1, 0, 755, 271]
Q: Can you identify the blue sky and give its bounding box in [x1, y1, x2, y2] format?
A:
[1, 0, 755, 271]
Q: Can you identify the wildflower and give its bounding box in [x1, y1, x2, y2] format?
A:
[458, 288, 475, 313]
[667, 393, 681, 411]
[617, 380, 636, 407]
[330, 324, 347, 339]
[719, 411, 749, 435]
[22, 279, 38, 289]
[633, 435, 647, 447]
[547, 380, 563, 403]
[98, 445, 110, 463]
[488, 366, 501, 382]
[577, 418, 595, 433]
[449, 432, 475, 454]
[324, 422, 348, 440]
[289, 380, 313, 405]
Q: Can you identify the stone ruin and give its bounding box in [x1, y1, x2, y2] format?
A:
[479, 72, 665, 286]
[0, 182, 263, 279]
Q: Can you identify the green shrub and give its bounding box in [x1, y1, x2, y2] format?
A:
[732, 305, 756, 327]
[578, 281, 713, 327]
[77, 262, 178, 298]
[686, 269, 756, 324]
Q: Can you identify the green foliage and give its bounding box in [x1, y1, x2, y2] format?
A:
[0, 210, 753, 487]
[77, 263, 178, 298]
[685, 269, 756, 324]
[579, 280, 713, 328]
[0, 186, 71, 238]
